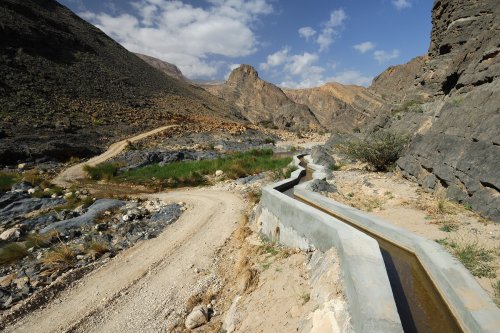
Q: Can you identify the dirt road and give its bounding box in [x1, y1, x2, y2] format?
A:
[53, 125, 178, 187]
[4, 188, 244, 332]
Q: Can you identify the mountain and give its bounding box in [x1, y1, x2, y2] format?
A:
[283, 82, 386, 133]
[134, 53, 185, 81]
[202, 65, 321, 131]
[0, 0, 239, 164]
[359, 0, 500, 221]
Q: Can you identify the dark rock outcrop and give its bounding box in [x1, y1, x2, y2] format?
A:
[202, 65, 321, 131]
[359, 0, 500, 221]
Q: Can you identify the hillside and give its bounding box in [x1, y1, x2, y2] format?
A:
[134, 53, 186, 81]
[0, 0, 239, 164]
[283, 82, 386, 132]
[202, 65, 321, 131]
[359, 0, 500, 221]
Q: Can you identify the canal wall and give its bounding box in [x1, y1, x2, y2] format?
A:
[260, 156, 403, 333]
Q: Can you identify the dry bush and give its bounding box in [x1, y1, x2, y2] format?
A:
[42, 245, 76, 269]
[86, 241, 109, 257]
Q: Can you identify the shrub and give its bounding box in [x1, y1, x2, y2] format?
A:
[84, 163, 120, 181]
[436, 238, 496, 278]
[264, 137, 275, 145]
[392, 100, 424, 115]
[42, 245, 76, 269]
[0, 243, 29, 265]
[335, 131, 410, 171]
[0, 172, 18, 191]
[493, 280, 500, 307]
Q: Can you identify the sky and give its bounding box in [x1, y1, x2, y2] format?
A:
[59, 0, 434, 88]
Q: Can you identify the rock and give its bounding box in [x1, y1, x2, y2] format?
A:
[122, 214, 130, 222]
[11, 182, 32, 192]
[235, 173, 265, 185]
[40, 199, 125, 233]
[308, 179, 337, 193]
[27, 188, 36, 195]
[17, 163, 26, 170]
[185, 304, 209, 329]
[148, 204, 182, 224]
[0, 197, 65, 225]
[64, 192, 73, 199]
[0, 191, 28, 209]
[13, 276, 29, 290]
[215, 170, 224, 177]
[310, 146, 335, 168]
[0, 273, 16, 288]
[0, 227, 21, 241]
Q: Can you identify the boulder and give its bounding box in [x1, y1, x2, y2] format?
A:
[0, 227, 21, 241]
[185, 304, 209, 329]
[0, 197, 65, 225]
[308, 179, 337, 193]
[40, 199, 124, 233]
[215, 170, 224, 177]
[310, 146, 335, 169]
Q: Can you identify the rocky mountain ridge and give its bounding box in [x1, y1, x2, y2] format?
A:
[360, 0, 500, 221]
[283, 82, 385, 132]
[202, 65, 321, 131]
[134, 53, 185, 81]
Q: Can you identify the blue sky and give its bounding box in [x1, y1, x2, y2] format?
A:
[60, 0, 433, 87]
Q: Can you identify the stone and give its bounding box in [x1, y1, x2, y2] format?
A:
[40, 199, 125, 233]
[27, 188, 36, 195]
[0, 273, 16, 288]
[0, 197, 65, 225]
[215, 170, 224, 177]
[185, 304, 209, 329]
[17, 163, 26, 170]
[0, 227, 21, 241]
[310, 146, 335, 169]
[308, 179, 337, 193]
[11, 182, 32, 192]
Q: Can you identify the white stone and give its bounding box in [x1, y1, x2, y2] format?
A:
[122, 214, 130, 222]
[215, 170, 224, 177]
[185, 305, 209, 329]
[27, 188, 36, 194]
[17, 163, 26, 169]
[0, 228, 20, 241]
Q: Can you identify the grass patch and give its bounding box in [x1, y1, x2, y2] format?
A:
[84, 163, 120, 181]
[0, 172, 18, 191]
[299, 292, 311, 305]
[392, 100, 424, 115]
[0, 243, 29, 265]
[42, 245, 76, 269]
[493, 280, 500, 307]
[335, 131, 410, 171]
[439, 223, 459, 232]
[85, 240, 110, 257]
[119, 149, 292, 188]
[436, 238, 496, 278]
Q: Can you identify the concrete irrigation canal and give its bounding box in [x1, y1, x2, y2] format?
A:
[261, 154, 500, 333]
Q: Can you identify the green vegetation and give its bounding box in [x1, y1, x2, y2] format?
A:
[264, 137, 276, 145]
[0, 243, 29, 265]
[436, 238, 496, 278]
[493, 280, 500, 307]
[439, 223, 459, 232]
[392, 100, 424, 115]
[84, 163, 120, 181]
[0, 172, 18, 191]
[335, 131, 410, 171]
[118, 149, 292, 188]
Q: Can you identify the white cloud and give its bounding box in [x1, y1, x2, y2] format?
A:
[327, 9, 347, 28]
[80, 0, 273, 79]
[259, 47, 290, 71]
[353, 41, 375, 53]
[373, 49, 400, 63]
[392, 0, 412, 10]
[316, 9, 346, 52]
[284, 53, 319, 75]
[329, 70, 373, 86]
[298, 27, 316, 40]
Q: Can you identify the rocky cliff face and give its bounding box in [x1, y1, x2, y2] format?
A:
[134, 53, 185, 81]
[362, 0, 500, 221]
[284, 83, 386, 132]
[0, 0, 238, 164]
[202, 65, 321, 131]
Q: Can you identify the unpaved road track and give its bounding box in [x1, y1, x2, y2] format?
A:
[4, 189, 244, 332]
[53, 125, 178, 187]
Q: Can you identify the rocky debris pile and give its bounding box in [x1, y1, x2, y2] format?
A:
[0, 182, 183, 310]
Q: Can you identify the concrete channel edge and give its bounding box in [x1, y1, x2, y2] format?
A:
[295, 156, 500, 333]
[260, 154, 404, 333]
